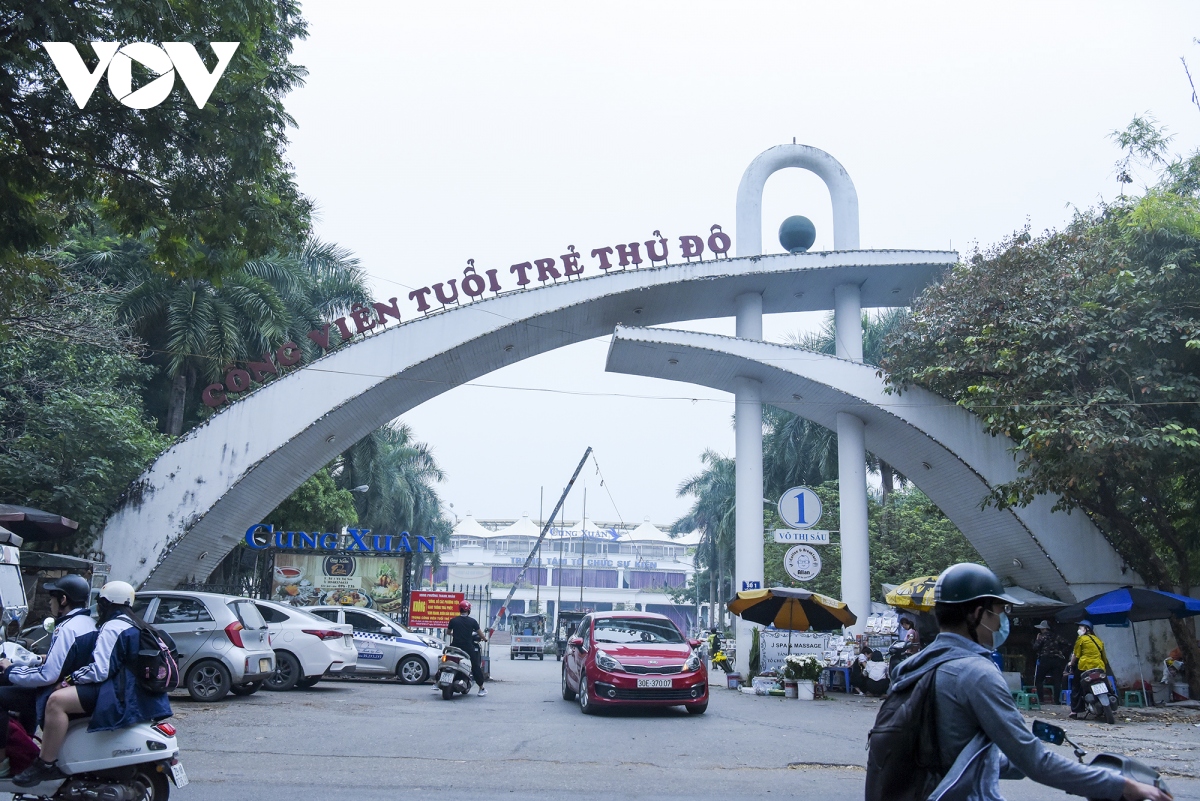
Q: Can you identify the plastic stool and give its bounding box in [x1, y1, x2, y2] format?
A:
[1060, 689, 1071, 706]
[1013, 691, 1041, 711]
[1123, 690, 1146, 708]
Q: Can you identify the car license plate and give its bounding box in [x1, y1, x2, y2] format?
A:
[1090, 682, 1108, 695]
[637, 678, 672, 688]
[169, 761, 189, 788]
[259, 658, 271, 672]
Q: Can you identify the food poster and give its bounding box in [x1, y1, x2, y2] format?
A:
[271, 553, 407, 614]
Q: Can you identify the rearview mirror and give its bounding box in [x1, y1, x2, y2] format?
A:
[1032, 720, 1065, 745]
[688, 638, 701, 649]
[568, 636, 583, 648]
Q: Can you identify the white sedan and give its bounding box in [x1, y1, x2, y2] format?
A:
[254, 600, 358, 690]
[304, 605, 444, 684]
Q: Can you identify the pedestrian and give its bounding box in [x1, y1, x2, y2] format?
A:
[867, 562, 1169, 801]
[1031, 620, 1068, 705]
[851, 647, 890, 697]
[1066, 619, 1110, 718]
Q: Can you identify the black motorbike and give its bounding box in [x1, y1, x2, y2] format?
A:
[1078, 667, 1117, 725]
[1033, 719, 1168, 800]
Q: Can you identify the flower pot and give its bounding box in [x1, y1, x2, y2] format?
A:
[783, 679, 798, 699]
[797, 679, 815, 701]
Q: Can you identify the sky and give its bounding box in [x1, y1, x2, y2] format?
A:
[283, 1, 1200, 528]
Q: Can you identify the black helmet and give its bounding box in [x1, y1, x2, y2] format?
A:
[44, 574, 91, 606]
[934, 563, 1021, 605]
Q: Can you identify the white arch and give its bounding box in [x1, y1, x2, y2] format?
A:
[604, 326, 1131, 602]
[101, 250, 956, 589]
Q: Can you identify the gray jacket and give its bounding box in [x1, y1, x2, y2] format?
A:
[890, 632, 1125, 801]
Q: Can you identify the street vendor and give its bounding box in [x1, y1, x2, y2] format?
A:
[1032, 620, 1069, 705]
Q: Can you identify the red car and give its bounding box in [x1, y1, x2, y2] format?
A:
[561, 612, 708, 715]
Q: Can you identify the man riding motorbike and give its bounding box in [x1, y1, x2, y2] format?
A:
[14, 580, 173, 787]
[0, 575, 95, 778]
[445, 601, 487, 697]
[885, 563, 1168, 801]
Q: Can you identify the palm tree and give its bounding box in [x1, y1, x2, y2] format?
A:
[80, 237, 370, 435]
[336, 423, 453, 585]
[671, 450, 736, 629]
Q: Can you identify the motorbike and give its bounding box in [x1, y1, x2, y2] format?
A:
[435, 646, 475, 700]
[1079, 667, 1117, 725]
[0, 718, 185, 800]
[1033, 719, 1168, 800]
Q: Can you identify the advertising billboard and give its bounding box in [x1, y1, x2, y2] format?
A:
[270, 552, 407, 614]
[408, 591, 465, 629]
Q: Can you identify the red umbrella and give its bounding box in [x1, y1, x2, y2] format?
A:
[0, 505, 78, 541]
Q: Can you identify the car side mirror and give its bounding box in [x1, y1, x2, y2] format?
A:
[1032, 720, 1065, 745]
[688, 638, 701, 649]
[568, 636, 584, 648]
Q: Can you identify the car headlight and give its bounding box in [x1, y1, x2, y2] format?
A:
[685, 653, 702, 672]
[595, 650, 622, 672]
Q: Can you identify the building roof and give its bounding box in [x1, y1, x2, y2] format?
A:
[451, 514, 495, 540]
[496, 514, 542, 539]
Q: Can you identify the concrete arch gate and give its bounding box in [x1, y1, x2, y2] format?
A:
[98, 145, 1129, 637]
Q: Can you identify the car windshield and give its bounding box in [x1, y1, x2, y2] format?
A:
[592, 617, 683, 644]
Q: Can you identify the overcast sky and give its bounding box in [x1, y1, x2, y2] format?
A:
[284, 1, 1200, 528]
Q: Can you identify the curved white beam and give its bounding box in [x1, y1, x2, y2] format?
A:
[101, 249, 957, 590]
[604, 326, 1132, 602]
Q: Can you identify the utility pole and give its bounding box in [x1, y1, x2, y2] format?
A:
[579, 487, 587, 607]
[535, 487, 542, 613]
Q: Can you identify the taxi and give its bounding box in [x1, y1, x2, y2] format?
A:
[304, 605, 444, 684]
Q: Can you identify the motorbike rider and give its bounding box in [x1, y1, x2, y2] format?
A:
[0, 575, 95, 778]
[888, 563, 1169, 801]
[14, 580, 173, 787]
[1066, 619, 1110, 719]
[445, 601, 487, 697]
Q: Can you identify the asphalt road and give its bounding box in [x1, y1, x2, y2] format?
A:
[167, 647, 1200, 801]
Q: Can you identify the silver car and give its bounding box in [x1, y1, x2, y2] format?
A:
[135, 591, 275, 701]
[304, 606, 443, 684]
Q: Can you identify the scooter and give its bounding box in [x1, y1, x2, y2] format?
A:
[1079, 667, 1117, 725]
[435, 646, 475, 700]
[1033, 719, 1168, 801]
[0, 718, 185, 800]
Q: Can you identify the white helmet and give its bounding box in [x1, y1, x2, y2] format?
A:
[99, 581, 135, 606]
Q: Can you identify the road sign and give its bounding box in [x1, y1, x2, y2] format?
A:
[741, 580, 761, 591]
[784, 545, 822, 582]
[773, 529, 830, 545]
[778, 486, 822, 529]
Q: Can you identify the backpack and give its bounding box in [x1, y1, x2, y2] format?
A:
[864, 663, 949, 801]
[119, 614, 180, 694]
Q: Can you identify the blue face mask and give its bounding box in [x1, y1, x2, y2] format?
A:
[982, 611, 1010, 650]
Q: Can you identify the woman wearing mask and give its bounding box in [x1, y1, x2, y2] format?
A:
[1065, 619, 1109, 719]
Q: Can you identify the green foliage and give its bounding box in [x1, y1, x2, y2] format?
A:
[747, 626, 761, 678]
[1, 0, 312, 273]
[268, 468, 358, 533]
[0, 269, 167, 554]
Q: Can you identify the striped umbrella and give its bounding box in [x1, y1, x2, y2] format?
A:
[885, 575, 940, 612]
[728, 587, 857, 631]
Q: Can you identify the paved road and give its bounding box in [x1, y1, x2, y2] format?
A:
[168, 647, 1200, 800]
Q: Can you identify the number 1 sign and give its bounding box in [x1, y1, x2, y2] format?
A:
[778, 486, 822, 530]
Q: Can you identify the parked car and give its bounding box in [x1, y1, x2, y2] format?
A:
[303, 605, 443, 684]
[253, 600, 358, 690]
[133, 591, 275, 701]
[561, 612, 708, 715]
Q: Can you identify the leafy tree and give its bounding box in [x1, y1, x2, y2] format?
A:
[882, 119, 1200, 694]
[1, 0, 312, 275]
[268, 468, 358, 533]
[670, 449, 736, 628]
[0, 265, 167, 554]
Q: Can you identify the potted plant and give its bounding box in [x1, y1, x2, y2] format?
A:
[782, 654, 824, 700]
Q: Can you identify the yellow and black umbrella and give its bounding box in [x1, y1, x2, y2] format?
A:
[728, 587, 857, 631]
[885, 575, 940, 612]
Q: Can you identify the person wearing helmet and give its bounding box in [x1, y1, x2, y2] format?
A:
[0, 575, 95, 777]
[884, 563, 1168, 801]
[1066, 619, 1111, 719]
[445, 600, 487, 697]
[15, 581, 173, 786]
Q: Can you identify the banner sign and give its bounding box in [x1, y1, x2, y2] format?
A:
[778, 486, 823, 530]
[759, 630, 829, 672]
[409, 591, 465, 628]
[270, 551, 406, 613]
[245, 523, 435, 554]
[773, 529, 830, 544]
[784, 545, 822, 581]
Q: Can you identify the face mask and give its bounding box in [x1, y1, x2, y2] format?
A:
[980, 611, 1010, 649]
[1077, 627, 1086, 637]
